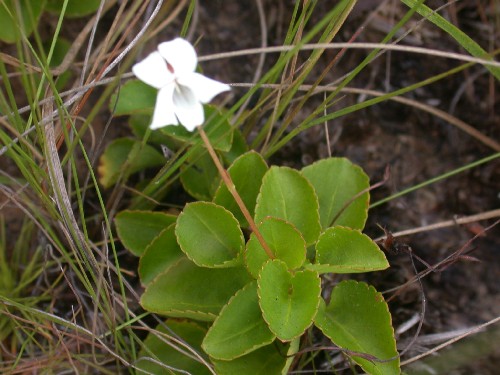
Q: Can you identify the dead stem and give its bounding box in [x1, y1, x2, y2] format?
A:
[197, 126, 274, 260]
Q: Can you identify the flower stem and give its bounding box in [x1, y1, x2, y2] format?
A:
[197, 126, 274, 260]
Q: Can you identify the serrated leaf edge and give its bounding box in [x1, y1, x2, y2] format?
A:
[202, 281, 276, 360]
[138, 223, 179, 286]
[257, 259, 321, 342]
[115, 210, 177, 256]
[176, 202, 245, 268]
[244, 216, 307, 278]
[301, 157, 370, 229]
[254, 166, 321, 246]
[314, 280, 399, 375]
[313, 225, 389, 272]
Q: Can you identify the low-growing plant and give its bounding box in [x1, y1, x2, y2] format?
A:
[111, 37, 400, 374]
[3, 0, 498, 373]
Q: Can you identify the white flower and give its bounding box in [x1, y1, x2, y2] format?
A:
[132, 38, 230, 131]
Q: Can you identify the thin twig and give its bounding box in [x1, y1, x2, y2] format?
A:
[401, 315, 500, 366]
[234, 0, 268, 119]
[197, 126, 274, 259]
[384, 219, 500, 297]
[374, 208, 500, 242]
[199, 43, 500, 69]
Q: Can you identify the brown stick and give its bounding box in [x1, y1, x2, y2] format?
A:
[197, 127, 274, 260]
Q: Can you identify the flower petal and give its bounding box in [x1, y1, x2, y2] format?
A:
[150, 85, 178, 129]
[178, 72, 230, 104]
[158, 38, 197, 76]
[132, 51, 173, 89]
[172, 85, 204, 131]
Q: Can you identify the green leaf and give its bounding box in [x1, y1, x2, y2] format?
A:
[307, 226, 389, 274]
[180, 148, 220, 201]
[98, 138, 165, 188]
[136, 320, 211, 375]
[401, 0, 500, 81]
[222, 128, 249, 164]
[245, 217, 306, 279]
[176, 202, 244, 268]
[110, 80, 157, 116]
[315, 280, 399, 375]
[202, 282, 275, 360]
[141, 258, 252, 321]
[202, 107, 234, 152]
[139, 224, 184, 285]
[115, 210, 176, 256]
[46, 0, 102, 17]
[211, 341, 292, 375]
[0, 0, 44, 43]
[43, 38, 72, 90]
[301, 158, 370, 230]
[129, 114, 174, 146]
[255, 167, 321, 245]
[160, 106, 234, 151]
[257, 260, 320, 341]
[213, 151, 268, 227]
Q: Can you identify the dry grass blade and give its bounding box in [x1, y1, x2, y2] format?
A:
[41, 88, 99, 270]
[375, 209, 500, 241]
[401, 315, 500, 366]
[199, 43, 500, 69]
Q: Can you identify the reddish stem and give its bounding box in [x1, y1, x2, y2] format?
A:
[197, 126, 274, 260]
